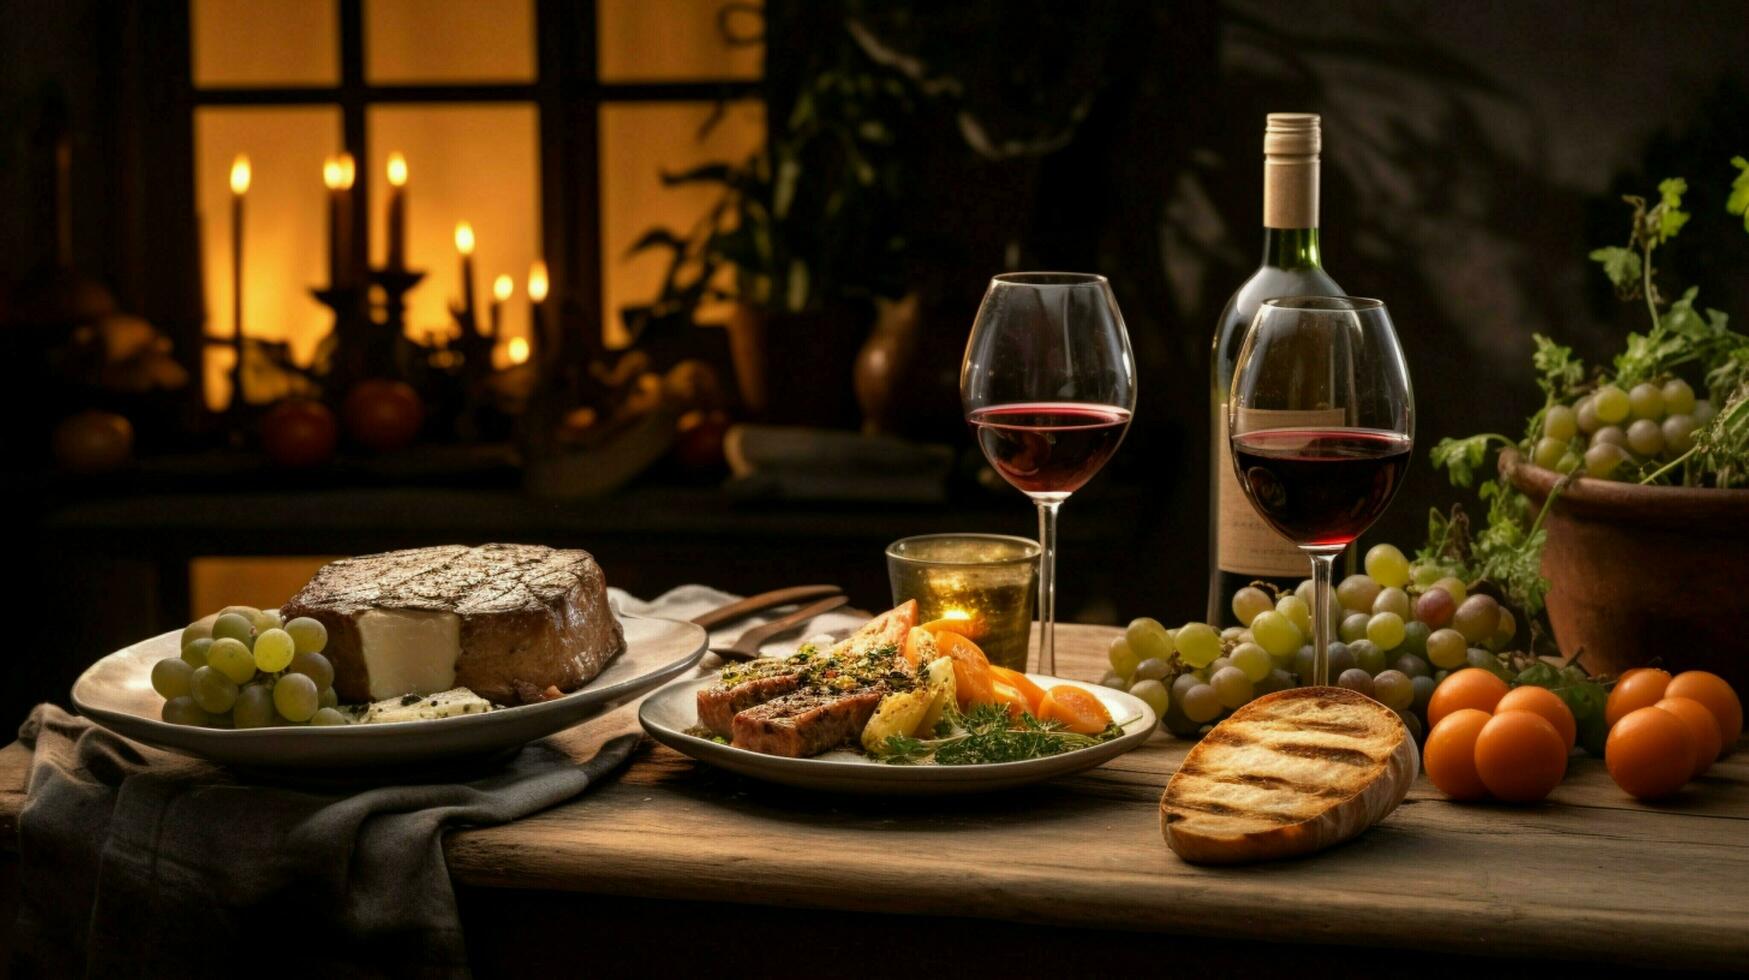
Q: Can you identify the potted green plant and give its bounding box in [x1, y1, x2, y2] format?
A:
[1427, 161, 1749, 689]
[625, 28, 913, 429]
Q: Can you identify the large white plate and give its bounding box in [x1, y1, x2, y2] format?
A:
[73, 614, 706, 774]
[640, 672, 1155, 795]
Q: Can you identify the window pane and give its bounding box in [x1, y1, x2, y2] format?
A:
[366, 0, 534, 84]
[599, 101, 765, 349]
[192, 0, 339, 88]
[367, 105, 541, 353]
[598, 0, 763, 82]
[195, 107, 343, 410]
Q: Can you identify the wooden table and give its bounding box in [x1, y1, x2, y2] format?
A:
[2, 626, 1745, 975]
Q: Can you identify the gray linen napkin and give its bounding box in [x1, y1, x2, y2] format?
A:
[13, 704, 637, 979]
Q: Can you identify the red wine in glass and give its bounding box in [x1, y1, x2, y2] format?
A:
[1230, 427, 1412, 548]
[968, 402, 1133, 495]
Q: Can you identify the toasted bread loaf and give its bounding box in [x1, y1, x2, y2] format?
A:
[1160, 686, 1417, 864]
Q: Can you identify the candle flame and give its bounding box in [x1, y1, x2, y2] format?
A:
[337, 152, 355, 189]
[493, 274, 514, 302]
[229, 154, 251, 195]
[940, 609, 973, 621]
[527, 259, 549, 303]
[321, 154, 356, 191]
[507, 336, 530, 364]
[386, 151, 408, 187]
[454, 221, 475, 255]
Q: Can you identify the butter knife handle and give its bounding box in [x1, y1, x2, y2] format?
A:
[689, 585, 843, 629]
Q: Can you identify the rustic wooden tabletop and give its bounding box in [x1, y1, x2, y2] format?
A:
[2, 624, 1744, 972]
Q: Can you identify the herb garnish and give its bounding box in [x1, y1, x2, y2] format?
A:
[872, 702, 1124, 765]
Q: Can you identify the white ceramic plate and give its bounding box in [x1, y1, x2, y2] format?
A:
[73, 614, 706, 773]
[640, 673, 1155, 794]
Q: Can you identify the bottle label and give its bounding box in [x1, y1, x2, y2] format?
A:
[1216, 404, 1344, 577]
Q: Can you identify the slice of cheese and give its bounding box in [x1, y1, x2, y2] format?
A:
[361, 687, 494, 723]
[355, 609, 461, 700]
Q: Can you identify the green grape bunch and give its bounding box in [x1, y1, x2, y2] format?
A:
[152, 605, 342, 729]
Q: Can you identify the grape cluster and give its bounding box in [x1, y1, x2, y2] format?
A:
[1532, 378, 1714, 479]
[152, 606, 347, 728]
[1102, 544, 1529, 741]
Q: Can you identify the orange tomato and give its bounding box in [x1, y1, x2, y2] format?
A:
[919, 612, 988, 641]
[938, 632, 994, 707]
[1605, 668, 1671, 728]
[1664, 671, 1742, 750]
[901, 627, 939, 668]
[1654, 696, 1722, 778]
[1427, 668, 1509, 729]
[1423, 708, 1492, 800]
[1606, 706, 1695, 800]
[1038, 685, 1112, 735]
[988, 665, 1045, 715]
[990, 681, 1031, 720]
[1474, 710, 1567, 803]
[1496, 685, 1576, 752]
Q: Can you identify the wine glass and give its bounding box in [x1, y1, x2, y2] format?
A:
[961, 273, 1137, 677]
[1228, 295, 1413, 687]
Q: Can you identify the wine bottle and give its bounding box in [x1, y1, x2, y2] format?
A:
[1207, 113, 1346, 624]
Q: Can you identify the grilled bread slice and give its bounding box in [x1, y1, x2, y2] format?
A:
[1160, 686, 1417, 864]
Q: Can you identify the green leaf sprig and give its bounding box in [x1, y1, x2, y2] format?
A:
[875, 701, 1122, 765]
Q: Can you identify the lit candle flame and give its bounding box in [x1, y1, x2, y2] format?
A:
[229, 154, 251, 195]
[493, 274, 514, 302]
[454, 221, 475, 255]
[321, 154, 355, 191]
[941, 609, 973, 621]
[386, 151, 408, 187]
[507, 336, 530, 364]
[527, 259, 549, 303]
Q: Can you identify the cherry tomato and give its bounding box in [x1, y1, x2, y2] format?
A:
[1423, 708, 1491, 800]
[1654, 696, 1722, 778]
[1038, 685, 1112, 735]
[1474, 711, 1567, 803]
[1427, 668, 1509, 730]
[1606, 706, 1695, 800]
[1664, 671, 1742, 750]
[1605, 668, 1671, 728]
[1496, 685, 1576, 752]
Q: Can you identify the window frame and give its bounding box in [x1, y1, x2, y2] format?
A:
[185, 0, 760, 397]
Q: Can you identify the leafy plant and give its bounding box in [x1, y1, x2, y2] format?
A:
[625, 14, 914, 333]
[1426, 161, 1749, 632]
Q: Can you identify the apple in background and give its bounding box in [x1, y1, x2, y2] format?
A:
[342, 379, 424, 452]
[52, 410, 133, 473]
[672, 409, 730, 472]
[261, 399, 338, 468]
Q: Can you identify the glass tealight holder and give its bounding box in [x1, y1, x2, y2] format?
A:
[885, 534, 1040, 672]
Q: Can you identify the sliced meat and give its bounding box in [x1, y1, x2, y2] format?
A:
[696, 663, 804, 735]
[730, 687, 888, 757]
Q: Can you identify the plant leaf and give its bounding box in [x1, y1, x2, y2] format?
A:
[1729, 156, 1749, 232]
[1588, 246, 1641, 293]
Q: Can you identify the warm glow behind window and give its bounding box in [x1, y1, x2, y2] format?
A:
[366, 0, 535, 83]
[599, 101, 765, 348]
[367, 106, 540, 350]
[195, 107, 342, 410]
[598, 0, 764, 82]
[192, 0, 339, 88]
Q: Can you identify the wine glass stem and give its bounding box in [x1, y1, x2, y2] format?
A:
[1309, 551, 1338, 686]
[1035, 497, 1062, 677]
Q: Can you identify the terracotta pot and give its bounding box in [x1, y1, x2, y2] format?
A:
[1502, 448, 1749, 691]
[853, 292, 921, 434]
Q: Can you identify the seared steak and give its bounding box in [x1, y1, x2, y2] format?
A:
[696, 658, 805, 735]
[282, 543, 623, 705]
[731, 688, 888, 757]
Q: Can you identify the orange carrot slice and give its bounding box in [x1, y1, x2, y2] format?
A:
[1038, 685, 1112, 734]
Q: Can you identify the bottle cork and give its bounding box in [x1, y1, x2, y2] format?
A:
[1263, 113, 1321, 229]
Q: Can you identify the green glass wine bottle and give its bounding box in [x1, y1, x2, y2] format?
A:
[1207, 113, 1348, 624]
